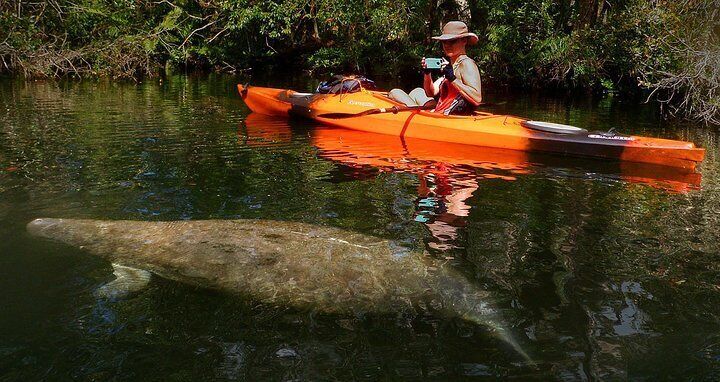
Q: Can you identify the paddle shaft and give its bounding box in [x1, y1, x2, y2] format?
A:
[317, 102, 501, 119]
[316, 105, 428, 119]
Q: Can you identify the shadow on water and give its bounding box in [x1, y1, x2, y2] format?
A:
[1, 75, 720, 380]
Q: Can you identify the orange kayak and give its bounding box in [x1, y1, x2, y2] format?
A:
[237, 84, 705, 171]
[242, 113, 702, 193]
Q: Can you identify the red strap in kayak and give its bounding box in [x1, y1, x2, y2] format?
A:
[400, 110, 420, 138]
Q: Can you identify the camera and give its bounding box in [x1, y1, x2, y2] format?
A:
[424, 58, 447, 70]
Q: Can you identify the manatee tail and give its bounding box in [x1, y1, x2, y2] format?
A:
[464, 314, 534, 365]
[435, 271, 535, 364]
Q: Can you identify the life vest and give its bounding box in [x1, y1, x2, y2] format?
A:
[434, 55, 475, 115]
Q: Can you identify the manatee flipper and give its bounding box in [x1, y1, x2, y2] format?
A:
[95, 263, 152, 299]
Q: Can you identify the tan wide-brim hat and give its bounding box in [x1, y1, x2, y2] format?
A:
[432, 21, 479, 45]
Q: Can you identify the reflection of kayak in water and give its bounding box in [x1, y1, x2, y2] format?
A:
[241, 113, 701, 193]
[239, 112, 293, 147]
[311, 124, 702, 193]
[237, 84, 705, 170]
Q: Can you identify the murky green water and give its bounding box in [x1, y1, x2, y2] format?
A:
[1, 75, 719, 380]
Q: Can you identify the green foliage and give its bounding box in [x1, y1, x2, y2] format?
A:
[307, 48, 346, 71]
[0, 0, 716, 122]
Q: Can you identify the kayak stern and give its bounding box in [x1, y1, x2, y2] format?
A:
[237, 84, 292, 116]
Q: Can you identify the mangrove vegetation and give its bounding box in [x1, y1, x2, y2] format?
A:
[1, 0, 718, 123]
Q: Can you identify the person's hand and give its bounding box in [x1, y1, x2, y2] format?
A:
[441, 63, 456, 82]
[421, 58, 432, 75]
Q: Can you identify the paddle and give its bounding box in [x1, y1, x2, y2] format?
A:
[317, 105, 433, 119]
[317, 102, 504, 119]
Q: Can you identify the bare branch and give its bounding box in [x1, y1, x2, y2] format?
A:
[180, 19, 218, 49]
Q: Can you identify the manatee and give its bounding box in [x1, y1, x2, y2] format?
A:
[26, 217, 531, 361]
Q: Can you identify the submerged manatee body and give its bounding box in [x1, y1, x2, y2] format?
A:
[27, 218, 530, 360]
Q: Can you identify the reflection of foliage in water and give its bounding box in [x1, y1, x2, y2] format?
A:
[0, 76, 428, 239]
[1, 76, 720, 379]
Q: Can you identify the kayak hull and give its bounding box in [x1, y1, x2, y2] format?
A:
[242, 113, 701, 193]
[237, 84, 705, 171]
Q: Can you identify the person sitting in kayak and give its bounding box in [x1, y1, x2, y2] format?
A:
[389, 21, 483, 115]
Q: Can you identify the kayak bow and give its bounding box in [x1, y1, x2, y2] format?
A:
[237, 84, 705, 171]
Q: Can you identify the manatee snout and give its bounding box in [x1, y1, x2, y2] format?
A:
[26, 218, 61, 239]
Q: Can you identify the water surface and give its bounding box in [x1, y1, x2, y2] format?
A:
[1, 75, 719, 380]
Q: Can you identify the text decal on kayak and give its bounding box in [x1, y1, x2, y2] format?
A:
[588, 134, 636, 141]
[347, 100, 376, 107]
